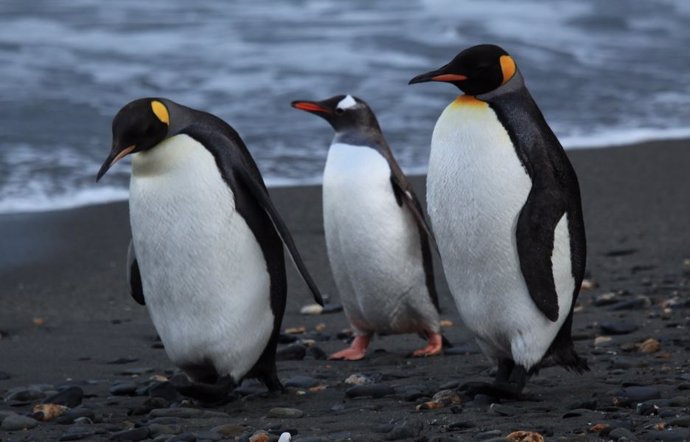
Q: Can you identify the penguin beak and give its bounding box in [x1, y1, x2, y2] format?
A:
[409, 65, 468, 84]
[96, 144, 136, 182]
[291, 101, 332, 115]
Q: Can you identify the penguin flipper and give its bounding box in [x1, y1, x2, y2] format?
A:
[515, 186, 566, 322]
[233, 166, 324, 306]
[126, 240, 145, 306]
[389, 173, 438, 251]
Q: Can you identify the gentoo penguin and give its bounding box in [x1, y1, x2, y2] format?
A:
[97, 98, 323, 398]
[291, 95, 444, 360]
[409, 44, 588, 398]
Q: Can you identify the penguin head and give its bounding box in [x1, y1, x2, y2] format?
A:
[291, 95, 381, 134]
[97, 98, 171, 181]
[409, 44, 517, 96]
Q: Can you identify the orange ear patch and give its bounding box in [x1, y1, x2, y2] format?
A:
[151, 100, 170, 125]
[500, 55, 516, 84]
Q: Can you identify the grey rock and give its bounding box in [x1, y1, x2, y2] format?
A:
[345, 383, 395, 399]
[4, 387, 46, 403]
[149, 423, 183, 437]
[0, 410, 18, 423]
[109, 381, 139, 396]
[193, 430, 221, 441]
[668, 416, 690, 427]
[1, 414, 39, 431]
[211, 424, 250, 438]
[267, 407, 305, 418]
[59, 427, 97, 441]
[385, 420, 422, 440]
[121, 367, 155, 376]
[644, 429, 690, 442]
[107, 357, 139, 364]
[489, 403, 517, 416]
[110, 426, 150, 441]
[56, 407, 96, 425]
[608, 427, 637, 441]
[284, 375, 320, 389]
[668, 396, 690, 407]
[617, 385, 661, 404]
[149, 407, 204, 418]
[44, 386, 84, 407]
[475, 430, 503, 440]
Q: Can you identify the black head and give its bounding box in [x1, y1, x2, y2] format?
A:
[409, 44, 517, 96]
[96, 98, 170, 181]
[291, 95, 381, 134]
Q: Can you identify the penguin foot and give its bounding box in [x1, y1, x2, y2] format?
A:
[328, 335, 370, 361]
[411, 333, 443, 357]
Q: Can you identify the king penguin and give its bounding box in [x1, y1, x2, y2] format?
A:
[97, 98, 323, 398]
[291, 95, 444, 360]
[409, 44, 589, 398]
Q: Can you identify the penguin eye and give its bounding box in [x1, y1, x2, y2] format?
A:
[335, 107, 345, 115]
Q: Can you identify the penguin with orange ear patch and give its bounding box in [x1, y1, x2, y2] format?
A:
[410, 44, 588, 398]
[97, 98, 323, 401]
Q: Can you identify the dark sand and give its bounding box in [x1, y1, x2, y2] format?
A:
[1, 140, 689, 441]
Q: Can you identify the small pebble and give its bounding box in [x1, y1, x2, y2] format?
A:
[607, 427, 637, 441]
[614, 385, 661, 405]
[345, 383, 395, 399]
[1, 415, 39, 431]
[638, 338, 661, 353]
[267, 407, 305, 418]
[344, 373, 372, 385]
[107, 357, 139, 365]
[59, 427, 97, 441]
[385, 420, 422, 441]
[645, 429, 690, 442]
[300, 304, 323, 315]
[121, 367, 155, 376]
[56, 407, 96, 425]
[109, 381, 138, 396]
[211, 424, 249, 437]
[506, 431, 545, 442]
[168, 432, 197, 442]
[599, 321, 638, 335]
[249, 430, 271, 442]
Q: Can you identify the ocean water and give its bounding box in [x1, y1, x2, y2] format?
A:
[1, 0, 689, 213]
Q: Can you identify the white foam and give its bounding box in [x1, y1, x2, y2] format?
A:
[0, 186, 129, 215]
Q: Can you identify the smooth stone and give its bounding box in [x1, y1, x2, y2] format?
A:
[599, 322, 638, 335]
[44, 386, 84, 407]
[149, 423, 183, 437]
[194, 430, 222, 441]
[669, 396, 690, 407]
[448, 421, 475, 430]
[475, 430, 503, 440]
[56, 407, 96, 425]
[60, 427, 97, 441]
[439, 380, 459, 390]
[110, 426, 151, 441]
[0, 410, 18, 423]
[609, 297, 650, 311]
[5, 387, 46, 403]
[385, 421, 422, 441]
[212, 424, 249, 437]
[276, 344, 307, 361]
[608, 427, 637, 441]
[644, 429, 690, 442]
[567, 398, 598, 410]
[149, 408, 204, 418]
[284, 375, 320, 389]
[618, 386, 661, 403]
[305, 346, 328, 360]
[345, 384, 395, 399]
[168, 432, 197, 442]
[669, 416, 690, 427]
[109, 381, 139, 396]
[489, 403, 517, 416]
[278, 333, 298, 344]
[1, 415, 39, 431]
[267, 407, 305, 418]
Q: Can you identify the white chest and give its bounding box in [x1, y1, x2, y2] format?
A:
[128, 134, 273, 380]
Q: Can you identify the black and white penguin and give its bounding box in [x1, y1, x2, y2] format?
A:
[409, 44, 589, 398]
[97, 98, 323, 397]
[291, 95, 444, 360]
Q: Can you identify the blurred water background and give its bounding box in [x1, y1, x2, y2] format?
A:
[1, 0, 689, 213]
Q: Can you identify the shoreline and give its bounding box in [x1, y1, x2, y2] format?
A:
[1, 137, 689, 440]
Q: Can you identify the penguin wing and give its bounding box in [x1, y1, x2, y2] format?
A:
[233, 165, 325, 307]
[126, 240, 145, 306]
[389, 168, 438, 251]
[515, 186, 566, 322]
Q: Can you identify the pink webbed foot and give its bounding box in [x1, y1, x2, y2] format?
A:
[328, 335, 370, 361]
[412, 332, 443, 357]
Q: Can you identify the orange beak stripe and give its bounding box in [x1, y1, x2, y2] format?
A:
[431, 73, 468, 82]
[111, 144, 136, 166]
[292, 102, 330, 113]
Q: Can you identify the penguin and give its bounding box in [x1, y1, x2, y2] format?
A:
[291, 95, 444, 360]
[409, 44, 589, 398]
[97, 98, 323, 398]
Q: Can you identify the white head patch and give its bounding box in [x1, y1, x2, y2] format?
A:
[336, 95, 357, 110]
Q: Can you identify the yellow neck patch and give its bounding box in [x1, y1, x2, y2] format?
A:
[151, 100, 170, 125]
[500, 55, 516, 85]
[451, 95, 487, 107]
